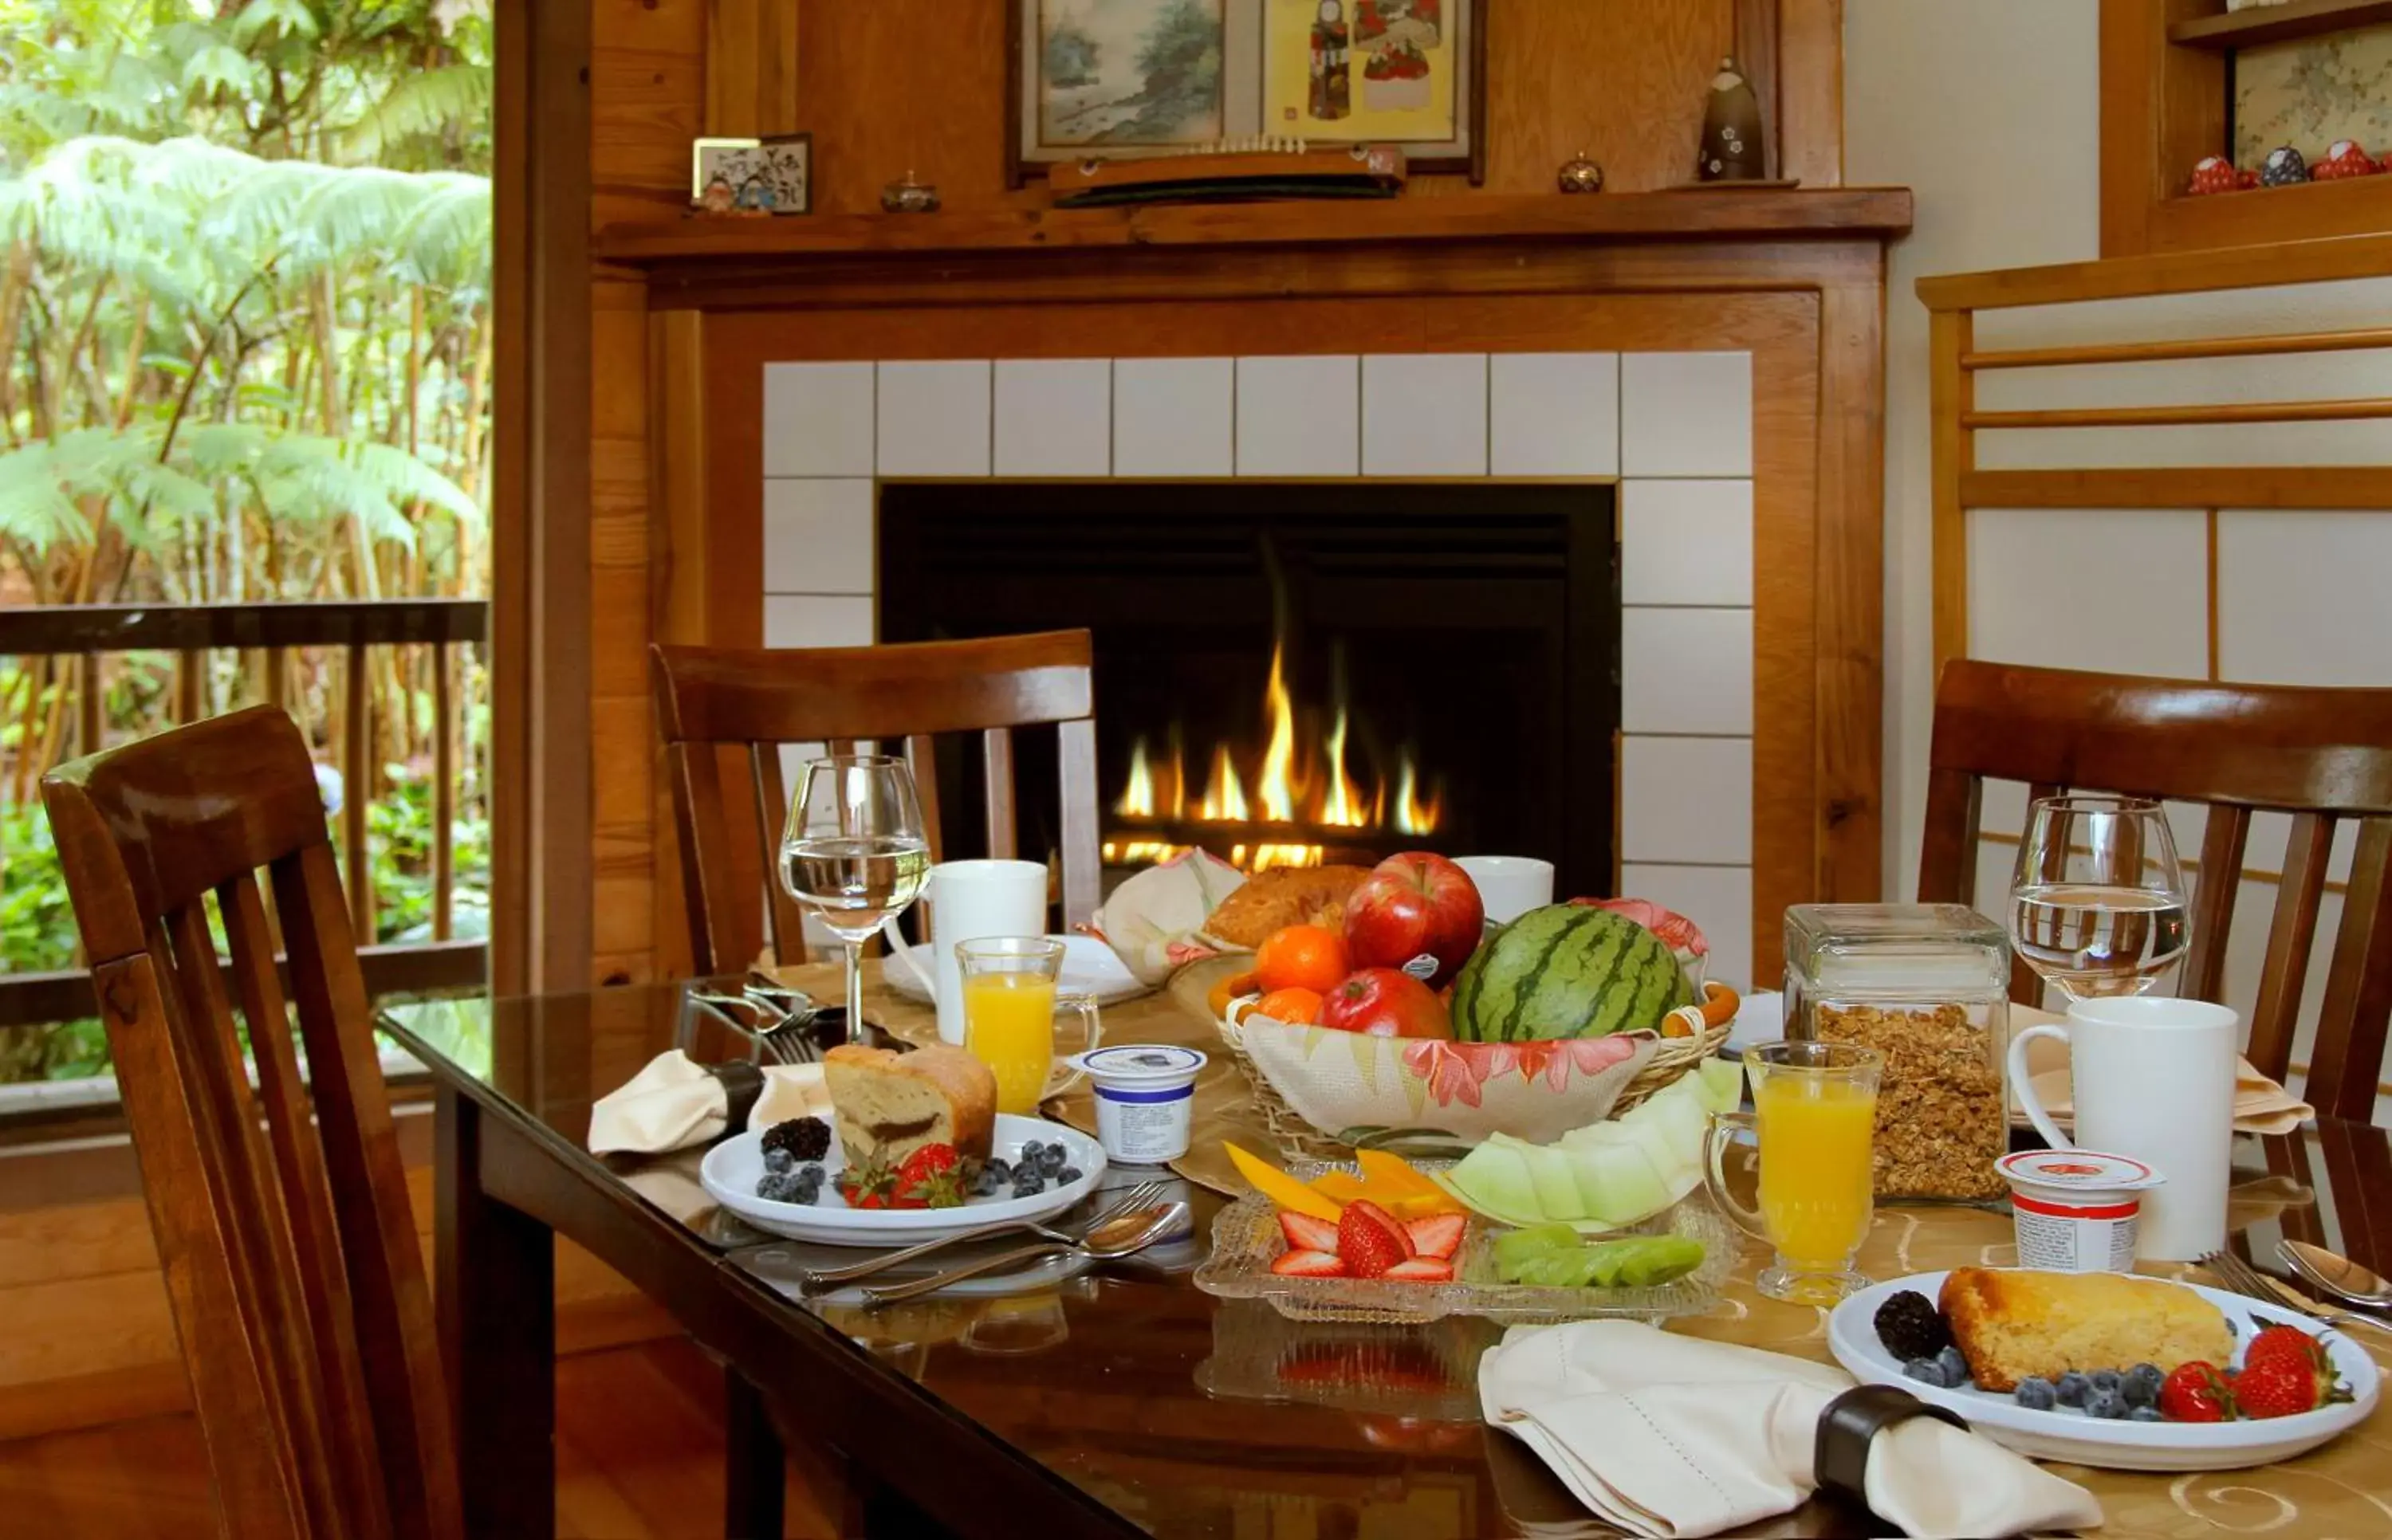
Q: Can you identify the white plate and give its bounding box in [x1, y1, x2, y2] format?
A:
[1827, 1271, 2379, 1471]
[700, 1114, 1107, 1247]
[882, 933, 1150, 1006]
[1721, 989, 1784, 1056]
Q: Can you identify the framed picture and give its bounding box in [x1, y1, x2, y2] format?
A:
[690, 133, 812, 215]
[1009, 0, 1483, 185]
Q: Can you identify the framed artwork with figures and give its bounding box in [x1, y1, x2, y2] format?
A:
[1009, 0, 1483, 184]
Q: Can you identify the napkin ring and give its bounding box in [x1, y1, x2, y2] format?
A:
[706, 1059, 766, 1129]
[1815, 1385, 1969, 1514]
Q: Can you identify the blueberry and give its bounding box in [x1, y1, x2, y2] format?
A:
[985, 1158, 1013, 1185]
[755, 1172, 801, 1203]
[1057, 1166, 1083, 1185]
[2127, 1405, 2163, 1422]
[1902, 1357, 1949, 1389]
[2084, 1387, 2128, 1420]
[2014, 1376, 2057, 1411]
[762, 1147, 795, 1175]
[1039, 1146, 1067, 1176]
[1019, 1141, 1044, 1162]
[2055, 1371, 2091, 1408]
[2123, 1364, 2165, 1408]
[1935, 1346, 1970, 1385]
[2088, 1369, 2123, 1397]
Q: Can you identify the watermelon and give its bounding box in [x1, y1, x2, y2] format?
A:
[1448, 903, 1693, 1043]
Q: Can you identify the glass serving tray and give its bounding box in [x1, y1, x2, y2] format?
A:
[1192, 1160, 1737, 1326]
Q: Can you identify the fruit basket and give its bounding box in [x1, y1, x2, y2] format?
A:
[1194, 1158, 1737, 1326]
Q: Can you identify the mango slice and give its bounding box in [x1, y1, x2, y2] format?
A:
[1224, 1142, 1344, 1222]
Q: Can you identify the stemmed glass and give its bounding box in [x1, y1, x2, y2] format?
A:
[780, 756, 930, 1040]
[2008, 795, 2190, 1001]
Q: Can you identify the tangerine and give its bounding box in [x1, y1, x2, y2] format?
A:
[1254, 986, 1326, 1024]
[1256, 924, 1350, 995]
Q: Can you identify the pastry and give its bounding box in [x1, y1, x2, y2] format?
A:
[1203, 865, 1371, 949]
[822, 1043, 995, 1172]
[1938, 1267, 2233, 1393]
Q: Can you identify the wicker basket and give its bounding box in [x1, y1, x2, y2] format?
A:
[1213, 984, 1737, 1164]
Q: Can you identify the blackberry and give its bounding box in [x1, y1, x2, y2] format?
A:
[2014, 1376, 2057, 1412]
[2055, 1371, 2091, 1408]
[1871, 1291, 1952, 1361]
[1901, 1357, 1948, 1389]
[2123, 1364, 2164, 1408]
[2084, 1387, 2128, 1420]
[761, 1117, 832, 1163]
[1057, 1167, 1083, 1185]
[763, 1147, 796, 1176]
[1934, 1345, 1970, 1386]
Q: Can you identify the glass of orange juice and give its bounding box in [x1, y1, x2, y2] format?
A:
[955, 937, 1103, 1116]
[1702, 1041, 1883, 1305]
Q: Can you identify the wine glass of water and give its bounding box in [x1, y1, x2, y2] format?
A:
[781, 756, 930, 1040]
[2009, 795, 2190, 1000]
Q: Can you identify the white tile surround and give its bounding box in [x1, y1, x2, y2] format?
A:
[761, 352, 1762, 987]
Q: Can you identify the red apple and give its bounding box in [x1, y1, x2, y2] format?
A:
[1320, 967, 1451, 1039]
[1342, 851, 1485, 987]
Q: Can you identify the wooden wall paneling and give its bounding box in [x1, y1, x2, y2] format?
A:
[801, 0, 1017, 214]
[1927, 308, 1972, 680]
[704, 0, 800, 138]
[1734, 0, 1781, 180]
[1475, 0, 1733, 195]
[1814, 256, 1885, 902]
[592, 0, 709, 227]
[649, 311, 710, 982]
[1775, 0, 1843, 187]
[592, 279, 657, 983]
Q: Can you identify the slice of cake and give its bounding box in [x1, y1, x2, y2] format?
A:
[822, 1043, 995, 1177]
[1939, 1267, 2234, 1392]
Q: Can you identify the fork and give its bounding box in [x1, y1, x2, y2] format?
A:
[2199, 1247, 2392, 1335]
[797, 1178, 1170, 1292]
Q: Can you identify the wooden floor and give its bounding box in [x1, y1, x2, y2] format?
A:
[0, 1336, 845, 1538]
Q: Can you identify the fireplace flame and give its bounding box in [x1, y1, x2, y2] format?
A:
[1256, 640, 1300, 823]
[1197, 743, 1249, 822]
[1391, 748, 1442, 836]
[1318, 703, 1371, 829]
[1116, 736, 1157, 818]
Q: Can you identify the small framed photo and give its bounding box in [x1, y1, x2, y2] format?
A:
[691, 133, 812, 215]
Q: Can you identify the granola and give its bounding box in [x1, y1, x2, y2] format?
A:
[1815, 1002, 2008, 1201]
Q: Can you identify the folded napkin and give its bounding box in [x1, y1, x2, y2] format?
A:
[1479, 1320, 2103, 1539]
[2016, 1006, 2314, 1135]
[587, 1049, 833, 1157]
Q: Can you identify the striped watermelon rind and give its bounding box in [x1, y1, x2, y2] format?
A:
[1449, 904, 1694, 1043]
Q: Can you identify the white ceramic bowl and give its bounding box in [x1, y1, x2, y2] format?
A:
[1827, 1270, 2379, 1471]
[700, 1114, 1106, 1247]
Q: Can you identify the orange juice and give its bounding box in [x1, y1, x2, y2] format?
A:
[963, 972, 1057, 1115]
[1753, 1071, 1878, 1270]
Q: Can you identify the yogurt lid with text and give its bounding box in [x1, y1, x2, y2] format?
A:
[1073, 1044, 1206, 1083]
[1997, 1149, 2165, 1196]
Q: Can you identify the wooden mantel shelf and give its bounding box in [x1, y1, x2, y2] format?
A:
[594, 187, 1913, 268]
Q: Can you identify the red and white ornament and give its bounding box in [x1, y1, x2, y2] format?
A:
[2315, 139, 2384, 180]
[2187, 155, 2241, 195]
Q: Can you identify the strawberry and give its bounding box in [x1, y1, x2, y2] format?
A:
[2234, 1332, 2349, 1420]
[1403, 1212, 1466, 1262]
[1383, 1256, 1455, 1283]
[2242, 1325, 2326, 1374]
[2159, 1361, 2234, 1423]
[1337, 1199, 1414, 1279]
[1270, 1248, 1348, 1279]
[1279, 1210, 1341, 1252]
[895, 1143, 968, 1208]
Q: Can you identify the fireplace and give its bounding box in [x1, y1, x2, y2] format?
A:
[879, 481, 1619, 897]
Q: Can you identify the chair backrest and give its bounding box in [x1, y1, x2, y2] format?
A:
[1920, 659, 2392, 1119]
[651, 629, 1101, 976]
[41, 705, 461, 1540]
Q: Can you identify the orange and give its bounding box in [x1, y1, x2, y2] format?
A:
[1254, 986, 1325, 1025]
[1256, 925, 1349, 996]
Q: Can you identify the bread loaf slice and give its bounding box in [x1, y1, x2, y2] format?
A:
[1939, 1267, 2233, 1392]
[822, 1043, 995, 1173]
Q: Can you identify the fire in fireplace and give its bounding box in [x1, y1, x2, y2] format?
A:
[878, 481, 1619, 897]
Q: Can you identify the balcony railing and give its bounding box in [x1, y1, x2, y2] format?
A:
[0, 598, 488, 1031]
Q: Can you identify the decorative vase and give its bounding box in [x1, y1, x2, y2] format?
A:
[1696, 57, 1764, 182]
[1557, 151, 1604, 194]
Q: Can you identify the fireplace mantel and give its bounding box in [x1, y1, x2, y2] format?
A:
[597, 189, 1912, 308]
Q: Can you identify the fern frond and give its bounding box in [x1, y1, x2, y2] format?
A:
[338, 65, 492, 163]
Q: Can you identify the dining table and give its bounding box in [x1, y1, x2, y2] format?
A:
[382, 967, 2392, 1540]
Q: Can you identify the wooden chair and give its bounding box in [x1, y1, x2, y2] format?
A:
[651, 629, 1101, 975]
[1919, 659, 2392, 1119]
[40, 705, 460, 1540]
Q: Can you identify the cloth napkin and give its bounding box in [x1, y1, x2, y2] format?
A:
[2015, 1006, 2314, 1134]
[1479, 1320, 2103, 1539]
[586, 1049, 833, 1156]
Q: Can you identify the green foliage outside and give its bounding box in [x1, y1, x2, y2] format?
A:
[0, 0, 494, 1082]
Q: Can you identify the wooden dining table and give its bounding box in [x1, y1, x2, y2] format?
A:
[383, 973, 2392, 1540]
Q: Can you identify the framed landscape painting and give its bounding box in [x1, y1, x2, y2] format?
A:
[1009, 0, 1481, 183]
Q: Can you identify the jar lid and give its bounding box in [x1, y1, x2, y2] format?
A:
[1997, 1149, 2166, 1194]
[1074, 1044, 1206, 1083]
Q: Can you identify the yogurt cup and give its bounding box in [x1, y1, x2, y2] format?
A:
[1068, 1044, 1206, 1165]
[1997, 1149, 2166, 1274]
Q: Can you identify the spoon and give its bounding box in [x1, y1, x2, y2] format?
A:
[2280, 1239, 2392, 1314]
[861, 1201, 1186, 1307]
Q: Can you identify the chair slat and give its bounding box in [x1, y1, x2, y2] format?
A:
[665, 740, 753, 976]
[2306, 819, 2392, 1120]
[2008, 780, 2065, 1005]
[1058, 717, 1101, 931]
[2248, 813, 2333, 1081]
[2183, 806, 2250, 1004]
[906, 734, 943, 869]
[750, 743, 808, 965]
[983, 726, 1018, 860]
[1914, 764, 1982, 905]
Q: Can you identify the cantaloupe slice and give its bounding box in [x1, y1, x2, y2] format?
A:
[1223, 1141, 1344, 1221]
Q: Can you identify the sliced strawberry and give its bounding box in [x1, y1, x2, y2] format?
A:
[1269, 1248, 1348, 1278]
[1279, 1210, 1341, 1252]
[1337, 1198, 1414, 1279]
[1383, 1256, 1455, 1283]
[1403, 1212, 1466, 1262]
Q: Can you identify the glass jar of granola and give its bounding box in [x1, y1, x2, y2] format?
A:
[1783, 905, 2011, 1204]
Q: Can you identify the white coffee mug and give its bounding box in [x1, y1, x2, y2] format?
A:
[2008, 996, 2239, 1263]
[922, 859, 1048, 1045]
[1453, 855, 1556, 925]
